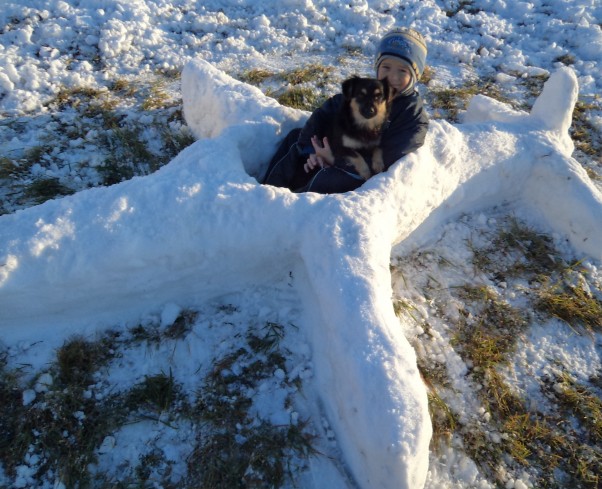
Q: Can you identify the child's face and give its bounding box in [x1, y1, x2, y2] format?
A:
[377, 57, 413, 94]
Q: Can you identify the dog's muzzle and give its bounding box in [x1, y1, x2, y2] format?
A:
[361, 105, 378, 119]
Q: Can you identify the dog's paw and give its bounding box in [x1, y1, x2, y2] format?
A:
[372, 147, 385, 174]
[347, 153, 372, 180]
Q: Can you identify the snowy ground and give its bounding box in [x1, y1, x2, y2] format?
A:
[1, 1, 601, 489]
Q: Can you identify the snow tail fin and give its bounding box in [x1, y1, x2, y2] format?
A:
[529, 66, 579, 156]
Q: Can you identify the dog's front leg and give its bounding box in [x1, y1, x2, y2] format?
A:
[346, 152, 372, 180]
[371, 147, 385, 174]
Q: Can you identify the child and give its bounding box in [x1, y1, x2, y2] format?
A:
[262, 27, 429, 194]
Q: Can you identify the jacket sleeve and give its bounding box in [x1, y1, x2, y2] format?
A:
[381, 93, 429, 170]
[297, 95, 342, 153]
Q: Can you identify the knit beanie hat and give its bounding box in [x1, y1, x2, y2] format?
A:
[375, 27, 428, 89]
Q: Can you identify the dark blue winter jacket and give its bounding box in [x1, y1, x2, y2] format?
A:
[262, 89, 429, 194]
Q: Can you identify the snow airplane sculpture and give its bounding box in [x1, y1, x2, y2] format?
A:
[0, 59, 600, 489]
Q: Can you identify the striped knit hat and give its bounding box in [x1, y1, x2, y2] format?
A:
[374, 27, 428, 86]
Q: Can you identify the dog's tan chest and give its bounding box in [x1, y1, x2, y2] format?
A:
[342, 134, 380, 150]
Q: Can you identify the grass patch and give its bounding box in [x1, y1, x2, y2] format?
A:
[160, 124, 196, 157]
[188, 420, 314, 488]
[2, 73, 195, 211]
[278, 63, 333, 86]
[0, 309, 317, 488]
[98, 126, 159, 184]
[128, 322, 163, 344]
[17, 389, 125, 487]
[127, 370, 181, 414]
[98, 117, 193, 186]
[397, 214, 602, 488]
[413, 327, 459, 451]
[445, 0, 481, 17]
[238, 64, 334, 111]
[482, 368, 525, 417]
[110, 126, 157, 165]
[165, 309, 198, 339]
[0, 156, 21, 179]
[420, 65, 434, 85]
[468, 214, 602, 333]
[460, 428, 504, 478]
[23, 177, 74, 204]
[0, 144, 51, 181]
[553, 373, 602, 444]
[427, 78, 510, 121]
[0, 334, 124, 487]
[502, 412, 563, 466]
[449, 289, 601, 487]
[186, 320, 315, 488]
[516, 72, 549, 107]
[239, 68, 275, 86]
[110, 78, 138, 96]
[52, 86, 107, 111]
[97, 158, 135, 186]
[571, 98, 602, 159]
[555, 53, 576, 66]
[275, 86, 322, 111]
[56, 335, 115, 386]
[393, 298, 423, 324]
[247, 321, 285, 353]
[453, 285, 528, 372]
[585, 166, 602, 181]
[427, 390, 458, 449]
[0, 351, 23, 468]
[141, 79, 176, 111]
[535, 280, 602, 332]
[24, 145, 49, 165]
[471, 215, 564, 281]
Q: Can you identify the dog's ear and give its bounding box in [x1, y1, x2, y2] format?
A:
[380, 78, 395, 102]
[342, 76, 359, 100]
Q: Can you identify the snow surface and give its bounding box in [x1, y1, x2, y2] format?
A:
[1, 1, 602, 489]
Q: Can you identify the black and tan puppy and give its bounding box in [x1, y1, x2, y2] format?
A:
[331, 76, 392, 180]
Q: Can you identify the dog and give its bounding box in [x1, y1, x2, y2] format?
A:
[329, 76, 393, 180]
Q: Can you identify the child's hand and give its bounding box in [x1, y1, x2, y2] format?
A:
[304, 136, 334, 173]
